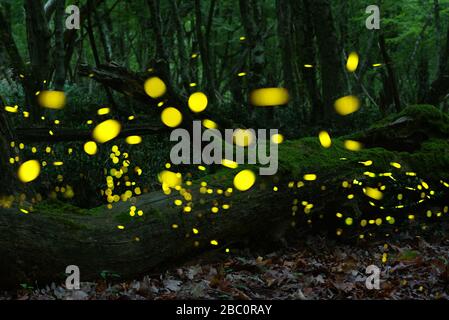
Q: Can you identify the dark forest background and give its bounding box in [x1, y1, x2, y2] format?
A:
[2, 0, 449, 298]
[2, 0, 449, 208]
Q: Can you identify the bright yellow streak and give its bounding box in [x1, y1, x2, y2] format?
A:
[304, 174, 317, 181]
[364, 187, 384, 200]
[161, 107, 183, 128]
[318, 131, 332, 148]
[18, 160, 41, 183]
[233, 170, 256, 192]
[222, 159, 238, 169]
[97, 107, 110, 116]
[271, 134, 284, 144]
[250, 88, 289, 107]
[92, 120, 121, 143]
[83, 141, 98, 155]
[304, 64, 314, 68]
[202, 119, 218, 129]
[144, 77, 167, 99]
[37, 91, 66, 110]
[390, 162, 401, 169]
[344, 140, 363, 151]
[125, 135, 143, 145]
[346, 52, 359, 72]
[4, 106, 18, 113]
[188, 92, 208, 113]
[334, 96, 360, 116]
[233, 129, 254, 147]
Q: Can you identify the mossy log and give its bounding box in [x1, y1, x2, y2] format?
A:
[1, 105, 449, 288]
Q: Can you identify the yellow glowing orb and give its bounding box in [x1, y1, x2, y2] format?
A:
[271, 134, 284, 144]
[97, 107, 110, 116]
[346, 52, 359, 72]
[188, 92, 208, 113]
[233, 129, 254, 147]
[161, 107, 183, 128]
[158, 170, 182, 188]
[233, 169, 256, 191]
[202, 119, 218, 129]
[304, 174, 317, 181]
[334, 96, 360, 116]
[92, 120, 122, 143]
[84, 141, 98, 155]
[222, 159, 239, 169]
[319, 131, 332, 148]
[37, 91, 66, 110]
[4, 106, 18, 113]
[18, 160, 41, 183]
[144, 77, 167, 99]
[250, 88, 290, 107]
[344, 140, 363, 151]
[364, 187, 384, 200]
[125, 135, 143, 145]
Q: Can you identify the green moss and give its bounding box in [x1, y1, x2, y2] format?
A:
[113, 206, 166, 225]
[34, 199, 89, 216]
[278, 137, 397, 180]
[372, 104, 449, 136]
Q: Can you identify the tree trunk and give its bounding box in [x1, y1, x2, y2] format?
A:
[15, 124, 167, 143]
[24, 0, 52, 121]
[1, 105, 449, 288]
[194, 0, 217, 104]
[0, 96, 17, 195]
[291, 0, 323, 124]
[309, 0, 345, 124]
[276, 0, 299, 121]
[379, 34, 402, 113]
[426, 24, 449, 106]
[239, 0, 267, 125]
[0, 4, 42, 123]
[53, 0, 66, 90]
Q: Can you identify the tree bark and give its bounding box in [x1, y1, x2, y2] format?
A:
[15, 124, 167, 143]
[194, 0, 217, 104]
[24, 0, 53, 121]
[53, 0, 66, 90]
[291, 0, 322, 123]
[1, 105, 449, 288]
[309, 0, 345, 124]
[379, 34, 402, 112]
[0, 96, 17, 195]
[0, 4, 43, 123]
[426, 24, 449, 106]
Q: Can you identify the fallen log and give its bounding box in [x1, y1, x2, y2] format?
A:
[15, 124, 168, 143]
[78, 63, 158, 105]
[1, 105, 449, 288]
[78, 63, 236, 129]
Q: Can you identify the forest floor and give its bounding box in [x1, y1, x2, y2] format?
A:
[2, 225, 449, 300]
